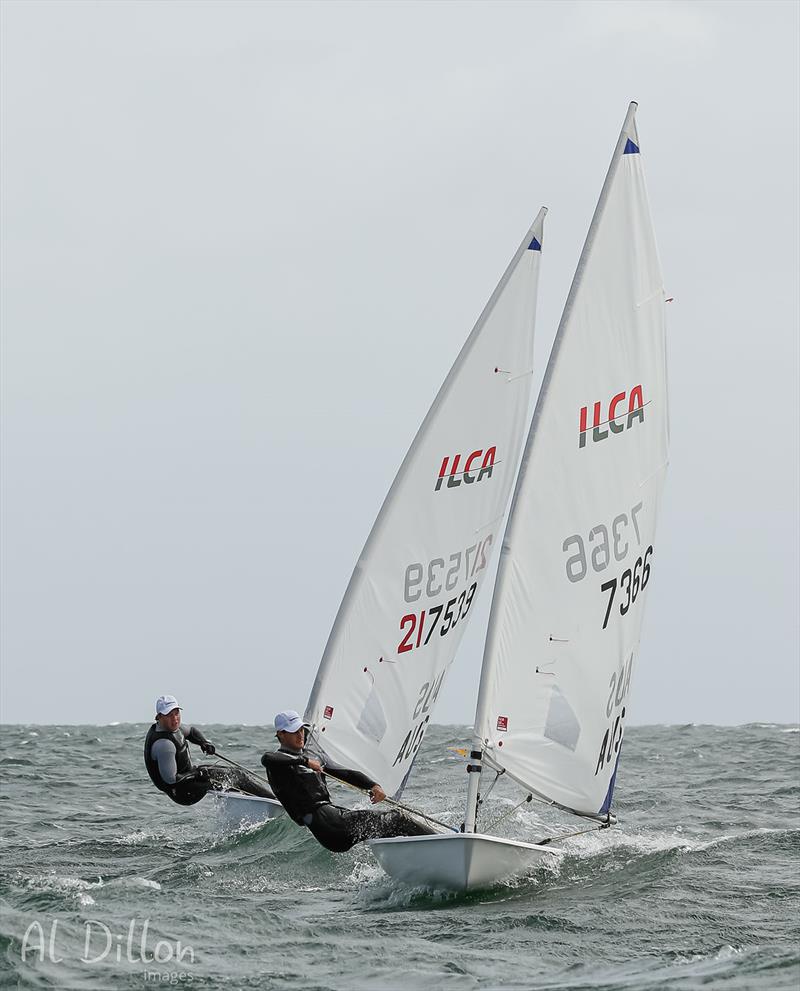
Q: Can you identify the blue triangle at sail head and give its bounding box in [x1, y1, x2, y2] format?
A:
[623, 138, 640, 155]
[528, 236, 542, 251]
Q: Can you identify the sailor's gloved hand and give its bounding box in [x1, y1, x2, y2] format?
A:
[200, 742, 216, 756]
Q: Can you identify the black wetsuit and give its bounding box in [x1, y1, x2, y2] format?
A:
[144, 723, 274, 806]
[261, 745, 434, 852]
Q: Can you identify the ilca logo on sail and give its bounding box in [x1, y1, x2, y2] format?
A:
[435, 447, 497, 490]
[579, 385, 647, 448]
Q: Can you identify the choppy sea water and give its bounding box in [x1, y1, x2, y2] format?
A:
[0, 723, 798, 990]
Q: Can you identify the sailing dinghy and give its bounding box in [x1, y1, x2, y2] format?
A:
[370, 103, 670, 889]
[304, 210, 548, 798]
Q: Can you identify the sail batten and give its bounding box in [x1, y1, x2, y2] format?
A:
[472, 104, 669, 819]
[305, 210, 547, 796]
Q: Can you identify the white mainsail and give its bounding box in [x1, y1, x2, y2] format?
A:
[306, 210, 547, 797]
[471, 103, 669, 820]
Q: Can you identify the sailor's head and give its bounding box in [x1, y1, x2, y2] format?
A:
[274, 710, 308, 747]
[155, 695, 182, 730]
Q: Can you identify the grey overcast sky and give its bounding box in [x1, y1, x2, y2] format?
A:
[1, 1, 798, 727]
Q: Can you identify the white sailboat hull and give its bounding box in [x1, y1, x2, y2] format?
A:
[368, 832, 560, 890]
[211, 791, 285, 828]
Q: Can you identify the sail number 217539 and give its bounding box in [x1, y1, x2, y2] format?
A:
[398, 582, 478, 654]
[403, 536, 493, 602]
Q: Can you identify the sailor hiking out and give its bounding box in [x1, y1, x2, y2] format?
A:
[144, 695, 274, 806]
[261, 710, 434, 852]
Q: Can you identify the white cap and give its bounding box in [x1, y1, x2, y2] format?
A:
[274, 710, 305, 734]
[156, 695, 181, 715]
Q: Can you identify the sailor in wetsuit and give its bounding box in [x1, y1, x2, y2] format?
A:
[261, 710, 434, 852]
[144, 695, 274, 806]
